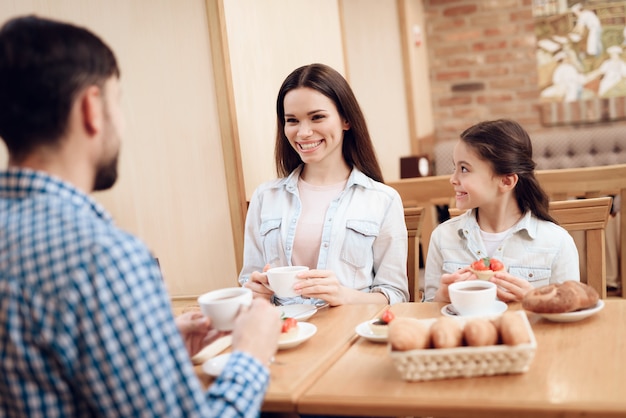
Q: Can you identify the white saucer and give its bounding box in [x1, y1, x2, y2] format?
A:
[201, 353, 231, 377]
[278, 322, 317, 350]
[355, 320, 388, 343]
[441, 301, 508, 318]
[278, 304, 318, 321]
[535, 300, 605, 323]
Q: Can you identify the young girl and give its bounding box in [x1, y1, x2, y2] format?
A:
[239, 63, 409, 306]
[424, 119, 580, 303]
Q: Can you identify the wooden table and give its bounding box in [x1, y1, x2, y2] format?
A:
[298, 300, 626, 418]
[192, 303, 386, 412]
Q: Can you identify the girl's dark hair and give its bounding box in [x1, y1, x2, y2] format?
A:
[0, 16, 120, 161]
[460, 119, 556, 223]
[274, 63, 383, 182]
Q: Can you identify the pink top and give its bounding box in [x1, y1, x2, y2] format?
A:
[292, 177, 346, 269]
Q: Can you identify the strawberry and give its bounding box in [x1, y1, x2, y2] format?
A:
[489, 258, 504, 271]
[470, 258, 491, 271]
[471, 257, 504, 271]
[281, 317, 298, 333]
[372, 310, 395, 326]
[380, 310, 395, 324]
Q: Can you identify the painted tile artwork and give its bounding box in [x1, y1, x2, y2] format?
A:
[534, 1, 626, 123]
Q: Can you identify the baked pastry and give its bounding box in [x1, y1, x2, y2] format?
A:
[368, 310, 395, 336]
[497, 312, 530, 345]
[463, 318, 498, 347]
[522, 281, 599, 314]
[279, 317, 299, 341]
[388, 317, 430, 351]
[469, 257, 505, 280]
[430, 317, 463, 348]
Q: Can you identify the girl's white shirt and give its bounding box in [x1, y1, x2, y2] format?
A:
[424, 208, 580, 302]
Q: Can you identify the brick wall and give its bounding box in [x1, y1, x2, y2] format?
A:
[423, 0, 626, 143]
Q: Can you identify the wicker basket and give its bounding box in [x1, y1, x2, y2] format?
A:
[389, 311, 536, 381]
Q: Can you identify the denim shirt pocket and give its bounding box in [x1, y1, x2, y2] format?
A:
[442, 261, 467, 274]
[260, 218, 283, 265]
[340, 219, 380, 269]
[509, 266, 551, 283]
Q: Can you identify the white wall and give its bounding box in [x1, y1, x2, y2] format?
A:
[341, 0, 412, 182]
[223, 0, 346, 199]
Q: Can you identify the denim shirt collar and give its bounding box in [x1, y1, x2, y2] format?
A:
[456, 208, 537, 239]
[278, 165, 372, 194]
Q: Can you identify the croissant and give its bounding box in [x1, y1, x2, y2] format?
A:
[522, 281, 599, 314]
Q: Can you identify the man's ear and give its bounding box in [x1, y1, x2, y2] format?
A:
[81, 85, 104, 136]
[500, 173, 518, 191]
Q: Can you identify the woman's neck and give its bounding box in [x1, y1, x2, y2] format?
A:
[300, 160, 351, 186]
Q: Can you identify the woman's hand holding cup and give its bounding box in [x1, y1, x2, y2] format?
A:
[244, 264, 274, 300]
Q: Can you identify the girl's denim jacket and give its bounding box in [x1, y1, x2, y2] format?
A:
[238, 166, 409, 305]
[424, 209, 580, 302]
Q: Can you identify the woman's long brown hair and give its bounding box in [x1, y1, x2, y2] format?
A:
[274, 63, 384, 182]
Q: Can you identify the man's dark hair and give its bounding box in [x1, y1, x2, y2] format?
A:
[0, 15, 120, 160]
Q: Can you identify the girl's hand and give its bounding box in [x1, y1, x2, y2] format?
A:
[243, 264, 274, 301]
[434, 268, 474, 303]
[489, 272, 534, 302]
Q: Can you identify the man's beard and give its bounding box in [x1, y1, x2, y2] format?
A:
[93, 153, 119, 191]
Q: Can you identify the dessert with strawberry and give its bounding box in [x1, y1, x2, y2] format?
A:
[368, 309, 395, 336]
[279, 317, 299, 341]
[469, 257, 505, 280]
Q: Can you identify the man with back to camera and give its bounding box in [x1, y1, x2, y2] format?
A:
[0, 15, 281, 417]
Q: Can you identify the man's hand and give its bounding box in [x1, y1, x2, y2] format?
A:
[231, 298, 281, 366]
[175, 311, 225, 357]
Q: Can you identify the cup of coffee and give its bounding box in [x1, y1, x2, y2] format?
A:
[197, 287, 252, 331]
[265, 266, 309, 298]
[448, 280, 497, 316]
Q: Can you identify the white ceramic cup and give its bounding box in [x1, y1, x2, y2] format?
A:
[197, 287, 253, 331]
[448, 280, 497, 316]
[265, 266, 309, 298]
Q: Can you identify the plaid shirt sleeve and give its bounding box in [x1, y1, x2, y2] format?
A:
[67, 235, 270, 417]
[1, 204, 269, 417]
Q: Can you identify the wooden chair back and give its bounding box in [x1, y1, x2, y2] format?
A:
[448, 197, 612, 298]
[404, 206, 425, 302]
[389, 164, 626, 296]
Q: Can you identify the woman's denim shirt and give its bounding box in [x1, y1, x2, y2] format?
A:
[238, 166, 409, 305]
[424, 209, 580, 302]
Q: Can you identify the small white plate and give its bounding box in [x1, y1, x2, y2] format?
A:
[535, 300, 605, 323]
[278, 322, 317, 350]
[441, 301, 508, 318]
[201, 353, 231, 377]
[355, 320, 388, 343]
[279, 304, 318, 321]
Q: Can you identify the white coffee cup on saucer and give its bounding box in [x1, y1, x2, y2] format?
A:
[448, 280, 497, 316]
[265, 266, 309, 298]
[197, 287, 252, 331]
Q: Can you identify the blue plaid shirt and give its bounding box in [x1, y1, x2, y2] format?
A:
[0, 169, 269, 417]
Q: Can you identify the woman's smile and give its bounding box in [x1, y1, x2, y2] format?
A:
[298, 139, 323, 152]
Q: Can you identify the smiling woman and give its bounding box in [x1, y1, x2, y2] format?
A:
[238, 63, 410, 308]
